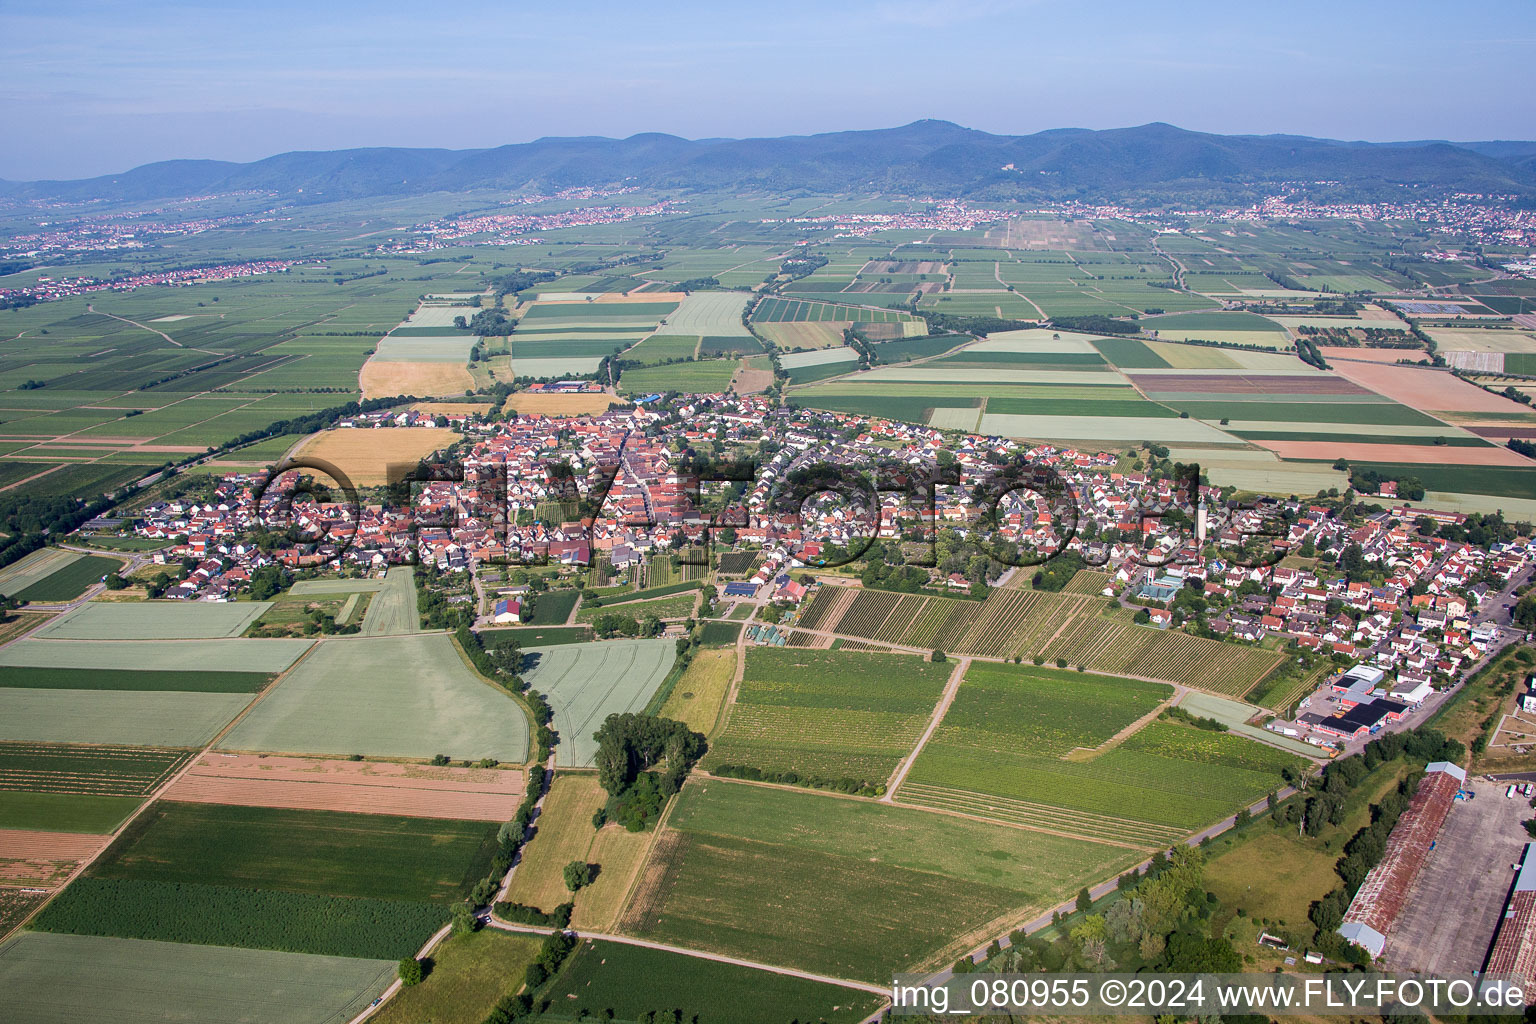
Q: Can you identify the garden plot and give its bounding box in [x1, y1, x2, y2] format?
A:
[219, 633, 529, 762]
[518, 639, 676, 767]
[34, 601, 270, 640]
[0, 932, 396, 1024]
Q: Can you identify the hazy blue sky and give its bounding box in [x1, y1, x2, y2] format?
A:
[2, 0, 1531, 180]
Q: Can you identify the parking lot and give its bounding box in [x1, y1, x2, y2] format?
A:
[1380, 778, 1530, 974]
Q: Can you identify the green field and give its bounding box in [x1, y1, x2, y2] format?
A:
[0, 638, 313, 674]
[623, 334, 698, 363]
[31, 878, 445, 959]
[619, 360, 737, 395]
[0, 742, 191, 796]
[1169, 400, 1441, 425]
[753, 297, 917, 323]
[518, 639, 677, 767]
[479, 625, 592, 647]
[359, 565, 418, 635]
[540, 938, 884, 1024]
[371, 929, 543, 1024]
[34, 601, 271, 640]
[91, 801, 499, 903]
[219, 633, 529, 761]
[622, 780, 1135, 981]
[901, 662, 1300, 842]
[0, 932, 396, 1024]
[10, 554, 122, 603]
[525, 588, 579, 625]
[0, 790, 144, 832]
[701, 647, 949, 786]
[0, 687, 253, 747]
[1091, 336, 1172, 368]
[1344, 461, 1536, 500]
[0, 666, 272, 692]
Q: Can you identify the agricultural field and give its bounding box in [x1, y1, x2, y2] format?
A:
[370, 929, 542, 1024]
[294, 427, 461, 487]
[34, 600, 270, 640]
[33, 799, 497, 958]
[753, 297, 918, 323]
[900, 662, 1300, 843]
[798, 587, 1283, 693]
[656, 648, 735, 735]
[0, 551, 122, 602]
[618, 360, 737, 395]
[701, 647, 950, 786]
[89, 801, 499, 903]
[1142, 310, 1290, 347]
[499, 774, 651, 930]
[502, 391, 616, 416]
[654, 291, 751, 336]
[517, 639, 676, 767]
[619, 779, 1136, 981]
[0, 549, 91, 596]
[0, 743, 190, 798]
[218, 633, 530, 762]
[163, 752, 525, 821]
[0, 932, 397, 1024]
[540, 939, 884, 1024]
[0, 790, 144, 833]
[359, 565, 418, 634]
[621, 334, 697, 363]
[0, 637, 312, 674]
[0, 687, 254, 747]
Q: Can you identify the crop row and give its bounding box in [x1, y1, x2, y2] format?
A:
[896, 782, 1185, 847]
[0, 744, 192, 797]
[794, 587, 853, 632]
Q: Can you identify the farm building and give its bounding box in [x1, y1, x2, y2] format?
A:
[491, 598, 523, 624]
[1337, 761, 1467, 957]
[722, 581, 758, 598]
[1483, 844, 1536, 1003]
[1311, 697, 1409, 739]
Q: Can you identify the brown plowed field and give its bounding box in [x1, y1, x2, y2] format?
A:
[1258, 440, 1532, 465]
[1130, 373, 1371, 395]
[0, 830, 106, 884]
[1330, 361, 1531, 415]
[163, 753, 525, 821]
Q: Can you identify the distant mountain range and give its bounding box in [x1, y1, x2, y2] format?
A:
[4, 121, 1534, 206]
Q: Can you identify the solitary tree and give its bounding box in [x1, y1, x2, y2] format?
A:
[564, 860, 594, 892]
[398, 957, 423, 986]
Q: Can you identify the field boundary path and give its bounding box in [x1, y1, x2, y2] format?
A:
[882, 656, 968, 803]
[486, 918, 890, 997]
[86, 303, 218, 355]
[345, 922, 454, 1024]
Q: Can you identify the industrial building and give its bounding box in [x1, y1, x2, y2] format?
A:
[1338, 761, 1467, 958]
[1484, 844, 1536, 1001]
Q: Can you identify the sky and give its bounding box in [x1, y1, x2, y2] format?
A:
[2, 0, 1532, 181]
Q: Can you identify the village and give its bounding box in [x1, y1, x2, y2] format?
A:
[107, 389, 1534, 759]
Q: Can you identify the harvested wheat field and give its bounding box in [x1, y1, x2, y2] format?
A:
[0, 830, 108, 884]
[164, 753, 525, 821]
[360, 359, 474, 399]
[1330, 361, 1529, 417]
[756, 322, 848, 350]
[410, 402, 493, 417]
[1259, 440, 1532, 465]
[1318, 347, 1430, 364]
[295, 427, 461, 486]
[504, 392, 618, 417]
[731, 359, 774, 394]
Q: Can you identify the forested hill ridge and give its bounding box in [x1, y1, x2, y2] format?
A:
[4, 120, 1535, 207]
